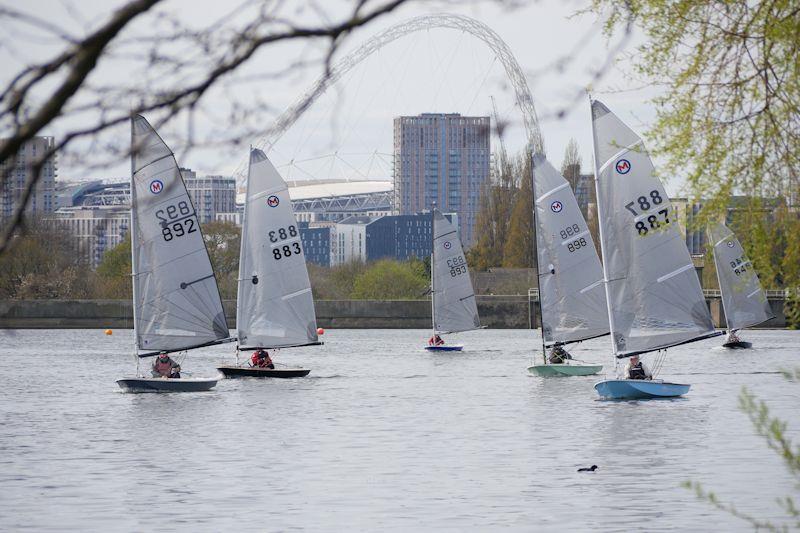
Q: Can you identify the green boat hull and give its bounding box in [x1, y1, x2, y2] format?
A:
[527, 364, 603, 377]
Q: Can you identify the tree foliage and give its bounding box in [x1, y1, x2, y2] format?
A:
[95, 234, 132, 299]
[592, 0, 800, 324]
[202, 221, 241, 300]
[470, 149, 536, 269]
[0, 219, 92, 299]
[350, 259, 428, 300]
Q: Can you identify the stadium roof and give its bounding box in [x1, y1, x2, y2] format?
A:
[236, 179, 393, 204]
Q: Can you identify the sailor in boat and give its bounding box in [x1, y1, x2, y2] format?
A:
[548, 345, 573, 364]
[251, 349, 275, 369]
[725, 330, 741, 344]
[152, 352, 181, 379]
[428, 334, 445, 346]
[623, 355, 653, 380]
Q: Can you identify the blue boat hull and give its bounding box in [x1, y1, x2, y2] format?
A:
[424, 345, 463, 352]
[594, 379, 690, 400]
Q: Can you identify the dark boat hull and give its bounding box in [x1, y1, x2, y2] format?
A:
[423, 344, 463, 352]
[217, 366, 311, 378]
[723, 340, 752, 349]
[116, 377, 218, 393]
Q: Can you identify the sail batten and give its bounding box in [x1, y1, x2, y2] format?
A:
[709, 222, 774, 330]
[590, 100, 716, 356]
[432, 209, 481, 334]
[236, 148, 319, 349]
[532, 154, 609, 346]
[130, 116, 228, 353]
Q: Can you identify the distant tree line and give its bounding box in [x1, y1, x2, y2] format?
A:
[0, 220, 431, 301]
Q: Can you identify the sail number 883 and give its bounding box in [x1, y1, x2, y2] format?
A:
[269, 224, 301, 260]
[447, 256, 467, 277]
[624, 190, 670, 237]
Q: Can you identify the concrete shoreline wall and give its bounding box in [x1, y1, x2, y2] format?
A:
[0, 297, 786, 329]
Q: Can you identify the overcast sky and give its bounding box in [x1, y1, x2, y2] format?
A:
[2, 0, 680, 192]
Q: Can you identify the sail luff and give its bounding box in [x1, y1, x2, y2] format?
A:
[430, 206, 436, 336]
[235, 148, 254, 345]
[129, 117, 140, 359]
[589, 99, 620, 359]
[590, 99, 718, 357]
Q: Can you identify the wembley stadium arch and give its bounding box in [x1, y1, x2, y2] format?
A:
[234, 13, 544, 181]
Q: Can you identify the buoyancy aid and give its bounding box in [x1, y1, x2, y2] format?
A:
[628, 361, 647, 380]
[154, 358, 173, 376]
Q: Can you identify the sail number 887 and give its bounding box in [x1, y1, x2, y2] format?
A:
[625, 190, 670, 237]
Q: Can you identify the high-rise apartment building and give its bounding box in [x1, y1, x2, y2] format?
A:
[0, 136, 57, 221]
[393, 113, 490, 246]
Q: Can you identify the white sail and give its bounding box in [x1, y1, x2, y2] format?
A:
[590, 100, 717, 357]
[130, 116, 228, 353]
[532, 154, 609, 345]
[236, 149, 318, 349]
[432, 209, 480, 334]
[709, 222, 774, 330]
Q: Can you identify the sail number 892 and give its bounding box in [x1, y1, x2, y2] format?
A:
[156, 200, 197, 242]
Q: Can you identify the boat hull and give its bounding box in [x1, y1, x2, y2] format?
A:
[594, 379, 690, 400]
[424, 344, 463, 352]
[528, 364, 603, 377]
[116, 377, 218, 393]
[723, 340, 752, 349]
[217, 366, 311, 378]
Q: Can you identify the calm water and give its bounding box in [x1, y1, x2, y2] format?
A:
[0, 328, 797, 531]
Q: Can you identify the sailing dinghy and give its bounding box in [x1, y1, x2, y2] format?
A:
[117, 116, 232, 393]
[589, 99, 721, 399]
[217, 149, 320, 378]
[527, 155, 606, 377]
[708, 222, 774, 349]
[424, 207, 481, 351]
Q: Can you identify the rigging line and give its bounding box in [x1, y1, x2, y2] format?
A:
[430, 29, 467, 108]
[467, 56, 497, 115]
[388, 27, 422, 112]
[329, 49, 382, 152]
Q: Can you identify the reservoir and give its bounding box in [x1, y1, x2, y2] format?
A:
[0, 328, 797, 531]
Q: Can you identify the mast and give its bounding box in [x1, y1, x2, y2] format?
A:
[237, 148, 253, 351]
[531, 154, 547, 365]
[588, 96, 619, 370]
[430, 202, 436, 338]
[129, 116, 141, 372]
[709, 228, 731, 334]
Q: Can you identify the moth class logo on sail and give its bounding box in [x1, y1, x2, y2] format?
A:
[615, 159, 631, 174]
[443, 241, 452, 250]
[149, 180, 164, 194]
[550, 200, 563, 213]
[267, 195, 280, 208]
[727, 241, 735, 248]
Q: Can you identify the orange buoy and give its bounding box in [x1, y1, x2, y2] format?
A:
[317, 327, 325, 335]
[104, 329, 113, 335]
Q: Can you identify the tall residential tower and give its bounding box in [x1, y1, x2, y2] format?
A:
[393, 113, 490, 245]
